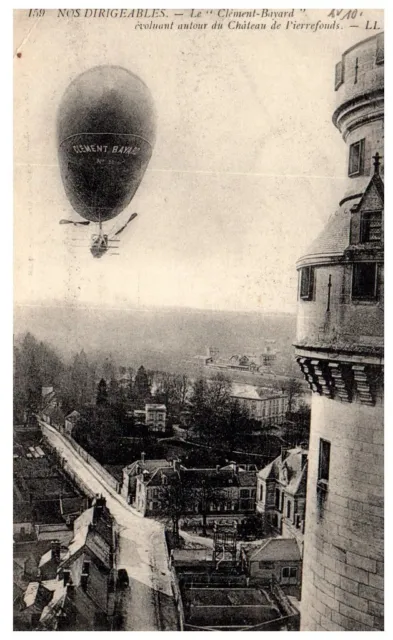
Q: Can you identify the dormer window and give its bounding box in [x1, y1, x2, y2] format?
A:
[352, 263, 378, 301]
[360, 211, 382, 243]
[348, 139, 365, 177]
[300, 266, 315, 301]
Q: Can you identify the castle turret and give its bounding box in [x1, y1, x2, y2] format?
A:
[295, 33, 384, 632]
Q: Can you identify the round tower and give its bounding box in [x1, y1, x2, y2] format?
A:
[295, 33, 384, 632]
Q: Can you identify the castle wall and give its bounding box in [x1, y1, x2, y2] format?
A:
[301, 395, 383, 631]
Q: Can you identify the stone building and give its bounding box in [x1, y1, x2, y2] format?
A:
[231, 384, 289, 425]
[145, 403, 167, 432]
[295, 33, 384, 631]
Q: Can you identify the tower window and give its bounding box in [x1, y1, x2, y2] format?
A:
[300, 266, 315, 301]
[348, 139, 365, 177]
[352, 263, 378, 300]
[318, 439, 331, 487]
[335, 59, 344, 90]
[360, 211, 382, 243]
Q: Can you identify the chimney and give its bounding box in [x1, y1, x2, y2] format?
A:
[141, 451, 145, 464]
[63, 569, 71, 586]
[51, 540, 61, 564]
[172, 458, 180, 472]
[216, 465, 220, 472]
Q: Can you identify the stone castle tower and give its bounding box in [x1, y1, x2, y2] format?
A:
[295, 33, 384, 631]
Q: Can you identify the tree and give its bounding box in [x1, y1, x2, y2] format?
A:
[281, 378, 304, 413]
[13, 333, 65, 417]
[108, 376, 120, 406]
[159, 473, 191, 543]
[282, 402, 311, 447]
[134, 366, 151, 401]
[189, 373, 233, 445]
[102, 356, 116, 381]
[96, 378, 108, 406]
[73, 404, 124, 463]
[191, 479, 227, 536]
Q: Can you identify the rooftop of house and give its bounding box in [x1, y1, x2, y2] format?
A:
[39, 582, 74, 630]
[23, 581, 54, 610]
[14, 502, 34, 523]
[39, 546, 67, 569]
[65, 410, 81, 422]
[258, 447, 308, 496]
[60, 499, 114, 569]
[171, 549, 213, 564]
[143, 466, 180, 487]
[145, 404, 167, 411]
[237, 470, 258, 487]
[123, 458, 171, 476]
[242, 537, 301, 563]
[231, 383, 286, 401]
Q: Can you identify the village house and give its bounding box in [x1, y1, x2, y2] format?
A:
[256, 447, 308, 553]
[13, 503, 35, 539]
[64, 410, 81, 436]
[121, 453, 172, 504]
[241, 538, 302, 598]
[131, 459, 257, 522]
[17, 496, 118, 631]
[145, 403, 167, 432]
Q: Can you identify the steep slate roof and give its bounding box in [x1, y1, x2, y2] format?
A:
[182, 468, 239, 488]
[66, 410, 81, 422]
[257, 447, 308, 497]
[299, 171, 384, 264]
[144, 467, 180, 487]
[39, 548, 67, 569]
[286, 461, 308, 496]
[231, 384, 262, 400]
[60, 503, 114, 568]
[23, 581, 54, 610]
[243, 538, 301, 562]
[14, 502, 34, 523]
[237, 471, 257, 487]
[123, 458, 170, 476]
[299, 205, 353, 261]
[39, 582, 74, 629]
[351, 171, 384, 212]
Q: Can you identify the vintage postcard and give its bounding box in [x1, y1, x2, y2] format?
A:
[13, 7, 384, 631]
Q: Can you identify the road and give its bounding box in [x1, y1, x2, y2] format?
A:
[39, 421, 179, 631]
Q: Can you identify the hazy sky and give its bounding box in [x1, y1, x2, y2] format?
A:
[14, 9, 384, 313]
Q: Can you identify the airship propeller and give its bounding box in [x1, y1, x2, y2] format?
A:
[59, 219, 91, 227]
[61, 213, 138, 259]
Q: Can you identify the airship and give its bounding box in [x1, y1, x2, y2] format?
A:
[57, 65, 156, 257]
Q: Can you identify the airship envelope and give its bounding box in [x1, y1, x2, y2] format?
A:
[57, 66, 156, 223]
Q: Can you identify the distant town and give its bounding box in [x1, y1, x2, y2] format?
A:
[13, 330, 310, 630]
